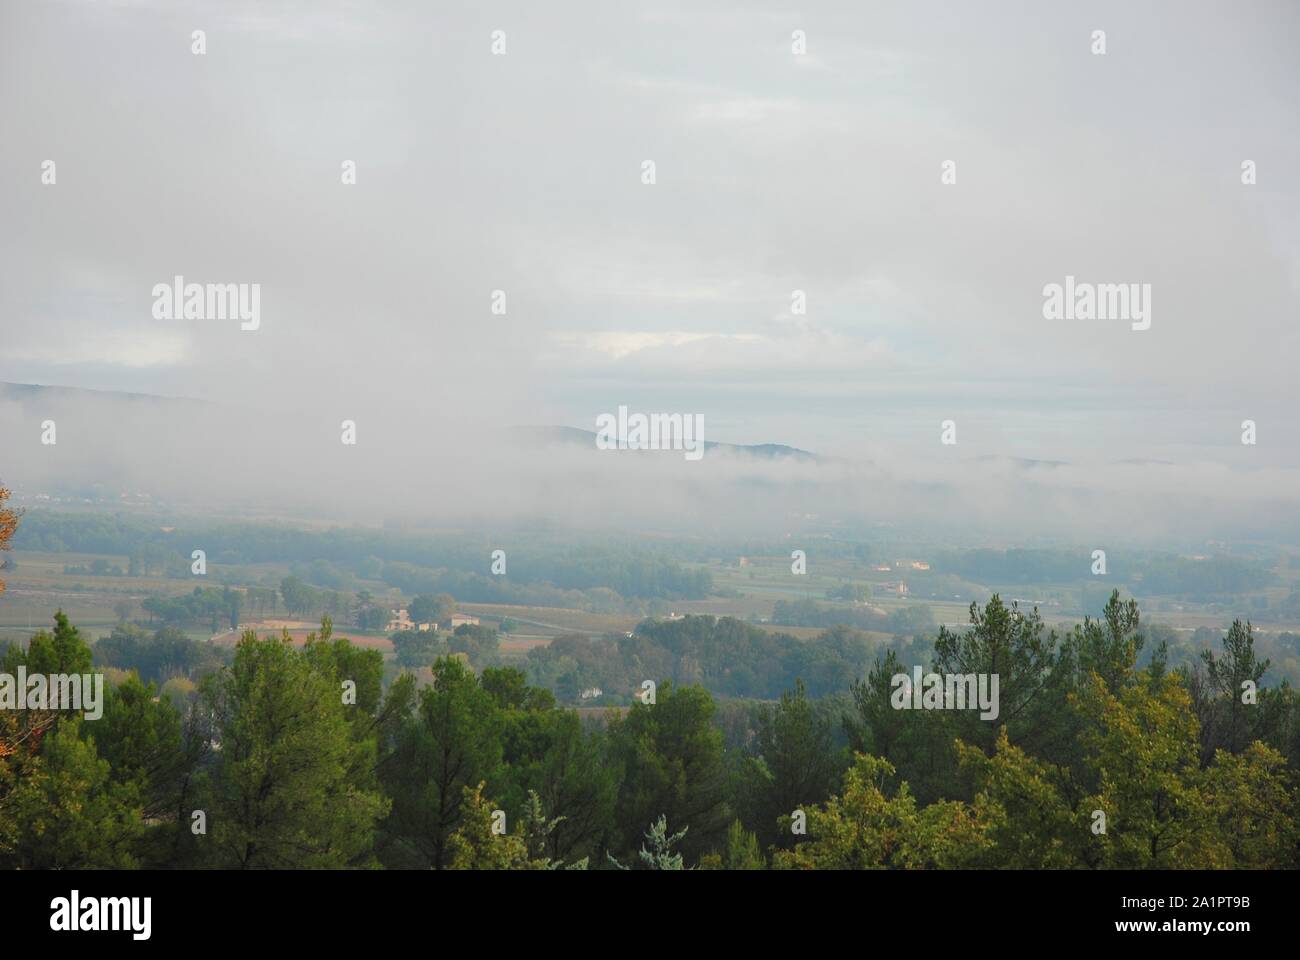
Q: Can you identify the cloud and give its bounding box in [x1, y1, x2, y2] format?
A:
[0, 0, 1297, 539]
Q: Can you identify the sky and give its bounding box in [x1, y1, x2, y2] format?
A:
[1, 0, 1298, 540]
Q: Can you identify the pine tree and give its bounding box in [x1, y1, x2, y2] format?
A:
[202, 630, 389, 868]
[608, 815, 689, 870]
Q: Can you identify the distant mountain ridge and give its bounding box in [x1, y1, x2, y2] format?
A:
[512, 425, 821, 462]
[0, 383, 823, 462]
[0, 380, 213, 407]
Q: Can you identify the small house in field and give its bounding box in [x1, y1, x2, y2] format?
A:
[390, 607, 436, 632]
[448, 613, 480, 629]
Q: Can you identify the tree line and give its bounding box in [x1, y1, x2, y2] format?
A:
[15, 510, 712, 601]
[2, 590, 1297, 869]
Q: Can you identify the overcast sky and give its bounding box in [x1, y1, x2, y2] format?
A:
[1, 0, 1298, 538]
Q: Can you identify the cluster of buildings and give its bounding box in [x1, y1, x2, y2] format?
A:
[873, 559, 930, 597]
[384, 608, 480, 633]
